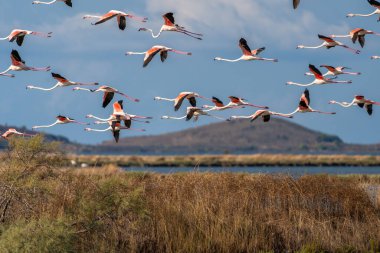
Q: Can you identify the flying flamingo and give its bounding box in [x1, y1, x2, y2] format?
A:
[287, 64, 352, 87]
[126, 45, 192, 67]
[284, 89, 336, 116]
[27, 72, 98, 91]
[347, 0, 380, 21]
[32, 0, 72, 6]
[73, 85, 139, 108]
[85, 120, 145, 143]
[371, 55, 380, 59]
[161, 107, 228, 122]
[0, 29, 52, 46]
[202, 97, 242, 111]
[329, 95, 380, 115]
[86, 100, 152, 128]
[305, 65, 361, 77]
[154, 92, 211, 111]
[330, 28, 380, 48]
[0, 50, 50, 78]
[224, 96, 269, 109]
[1, 128, 35, 140]
[293, 0, 300, 9]
[32, 115, 89, 129]
[230, 110, 293, 122]
[296, 34, 360, 54]
[83, 10, 147, 31]
[138, 12, 203, 40]
[214, 38, 278, 63]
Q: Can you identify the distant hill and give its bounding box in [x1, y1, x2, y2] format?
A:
[95, 119, 380, 155]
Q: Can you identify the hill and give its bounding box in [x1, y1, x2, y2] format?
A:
[96, 119, 379, 155]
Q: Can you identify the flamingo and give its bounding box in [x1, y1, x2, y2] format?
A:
[1, 128, 35, 140]
[85, 120, 145, 143]
[73, 85, 139, 108]
[293, 0, 300, 9]
[0, 29, 52, 46]
[214, 38, 278, 63]
[126, 45, 192, 67]
[86, 100, 152, 128]
[83, 10, 147, 31]
[138, 12, 203, 40]
[154, 92, 211, 111]
[32, 0, 72, 6]
[161, 107, 228, 122]
[230, 110, 293, 122]
[32, 115, 89, 129]
[371, 55, 380, 59]
[0, 50, 51, 78]
[225, 96, 269, 109]
[347, 0, 380, 21]
[329, 95, 380, 115]
[305, 65, 361, 77]
[27, 72, 98, 91]
[284, 89, 336, 116]
[330, 28, 380, 48]
[201, 97, 242, 111]
[296, 34, 360, 54]
[287, 64, 352, 87]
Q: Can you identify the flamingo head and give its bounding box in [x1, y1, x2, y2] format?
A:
[296, 45, 305, 49]
[138, 28, 148, 32]
[328, 100, 337, 104]
[214, 57, 222, 61]
[85, 114, 94, 118]
[346, 13, 355, 17]
[161, 116, 169, 119]
[26, 85, 34, 89]
[84, 128, 92, 131]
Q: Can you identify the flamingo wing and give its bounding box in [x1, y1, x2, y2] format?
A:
[309, 64, 324, 80]
[262, 114, 271, 122]
[251, 47, 265, 56]
[16, 35, 25, 46]
[318, 34, 335, 43]
[368, 0, 380, 9]
[64, 0, 72, 7]
[358, 35, 365, 48]
[113, 129, 120, 143]
[143, 47, 161, 67]
[113, 100, 123, 114]
[186, 107, 197, 121]
[299, 89, 310, 107]
[11, 50, 25, 65]
[250, 110, 266, 122]
[118, 15, 126, 30]
[188, 96, 197, 107]
[293, 0, 300, 9]
[365, 104, 373, 115]
[228, 96, 241, 103]
[94, 12, 118, 25]
[212, 97, 224, 107]
[102, 92, 115, 108]
[239, 38, 252, 56]
[160, 50, 168, 62]
[174, 93, 189, 111]
[320, 65, 336, 73]
[163, 12, 175, 26]
[124, 119, 131, 128]
[51, 73, 69, 83]
[56, 115, 68, 122]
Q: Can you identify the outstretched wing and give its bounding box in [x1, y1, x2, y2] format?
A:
[143, 47, 161, 67]
[94, 12, 118, 25]
[11, 50, 25, 65]
[293, 0, 300, 9]
[251, 47, 265, 56]
[65, 0, 72, 7]
[228, 96, 241, 103]
[309, 64, 324, 80]
[365, 104, 373, 115]
[113, 129, 120, 143]
[299, 89, 310, 107]
[212, 97, 224, 107]
[368, 0, 380, 9]
[160, 50, 168, 62]
[163, 13, 175, 26]
[16, 35, 25, 46]
[51, 73, 69, 83]
[186, 107, 197, 121]
[102, 92, 115, 108]
[239, 38, 252, 56]
[250, 110, 266, 122]
[118, 15, 126, 30]
[320, 65, 336, 73]
[358, 35, 365, 48]
[174, 93, 190, 111]
[318, 34, 335, 43]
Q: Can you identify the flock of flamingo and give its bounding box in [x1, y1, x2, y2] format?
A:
[0, 0, 379, 143]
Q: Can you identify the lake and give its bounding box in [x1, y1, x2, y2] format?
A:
[123, 166, 380, 175]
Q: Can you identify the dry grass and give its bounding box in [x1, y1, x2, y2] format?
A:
[0, 136, 379, 252]
[71, 154, 380, 167]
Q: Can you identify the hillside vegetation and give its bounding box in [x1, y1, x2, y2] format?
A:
[0, 136, 379, 252]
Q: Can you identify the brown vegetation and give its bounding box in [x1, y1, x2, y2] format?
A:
[0, 136, 379, 252]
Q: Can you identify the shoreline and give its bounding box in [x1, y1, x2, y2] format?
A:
[70, 154, 380, 167]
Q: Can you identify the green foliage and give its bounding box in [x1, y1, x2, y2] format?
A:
[0, 218, 74, 253]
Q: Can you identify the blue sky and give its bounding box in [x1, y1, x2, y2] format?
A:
[0, 0, 379, 145]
